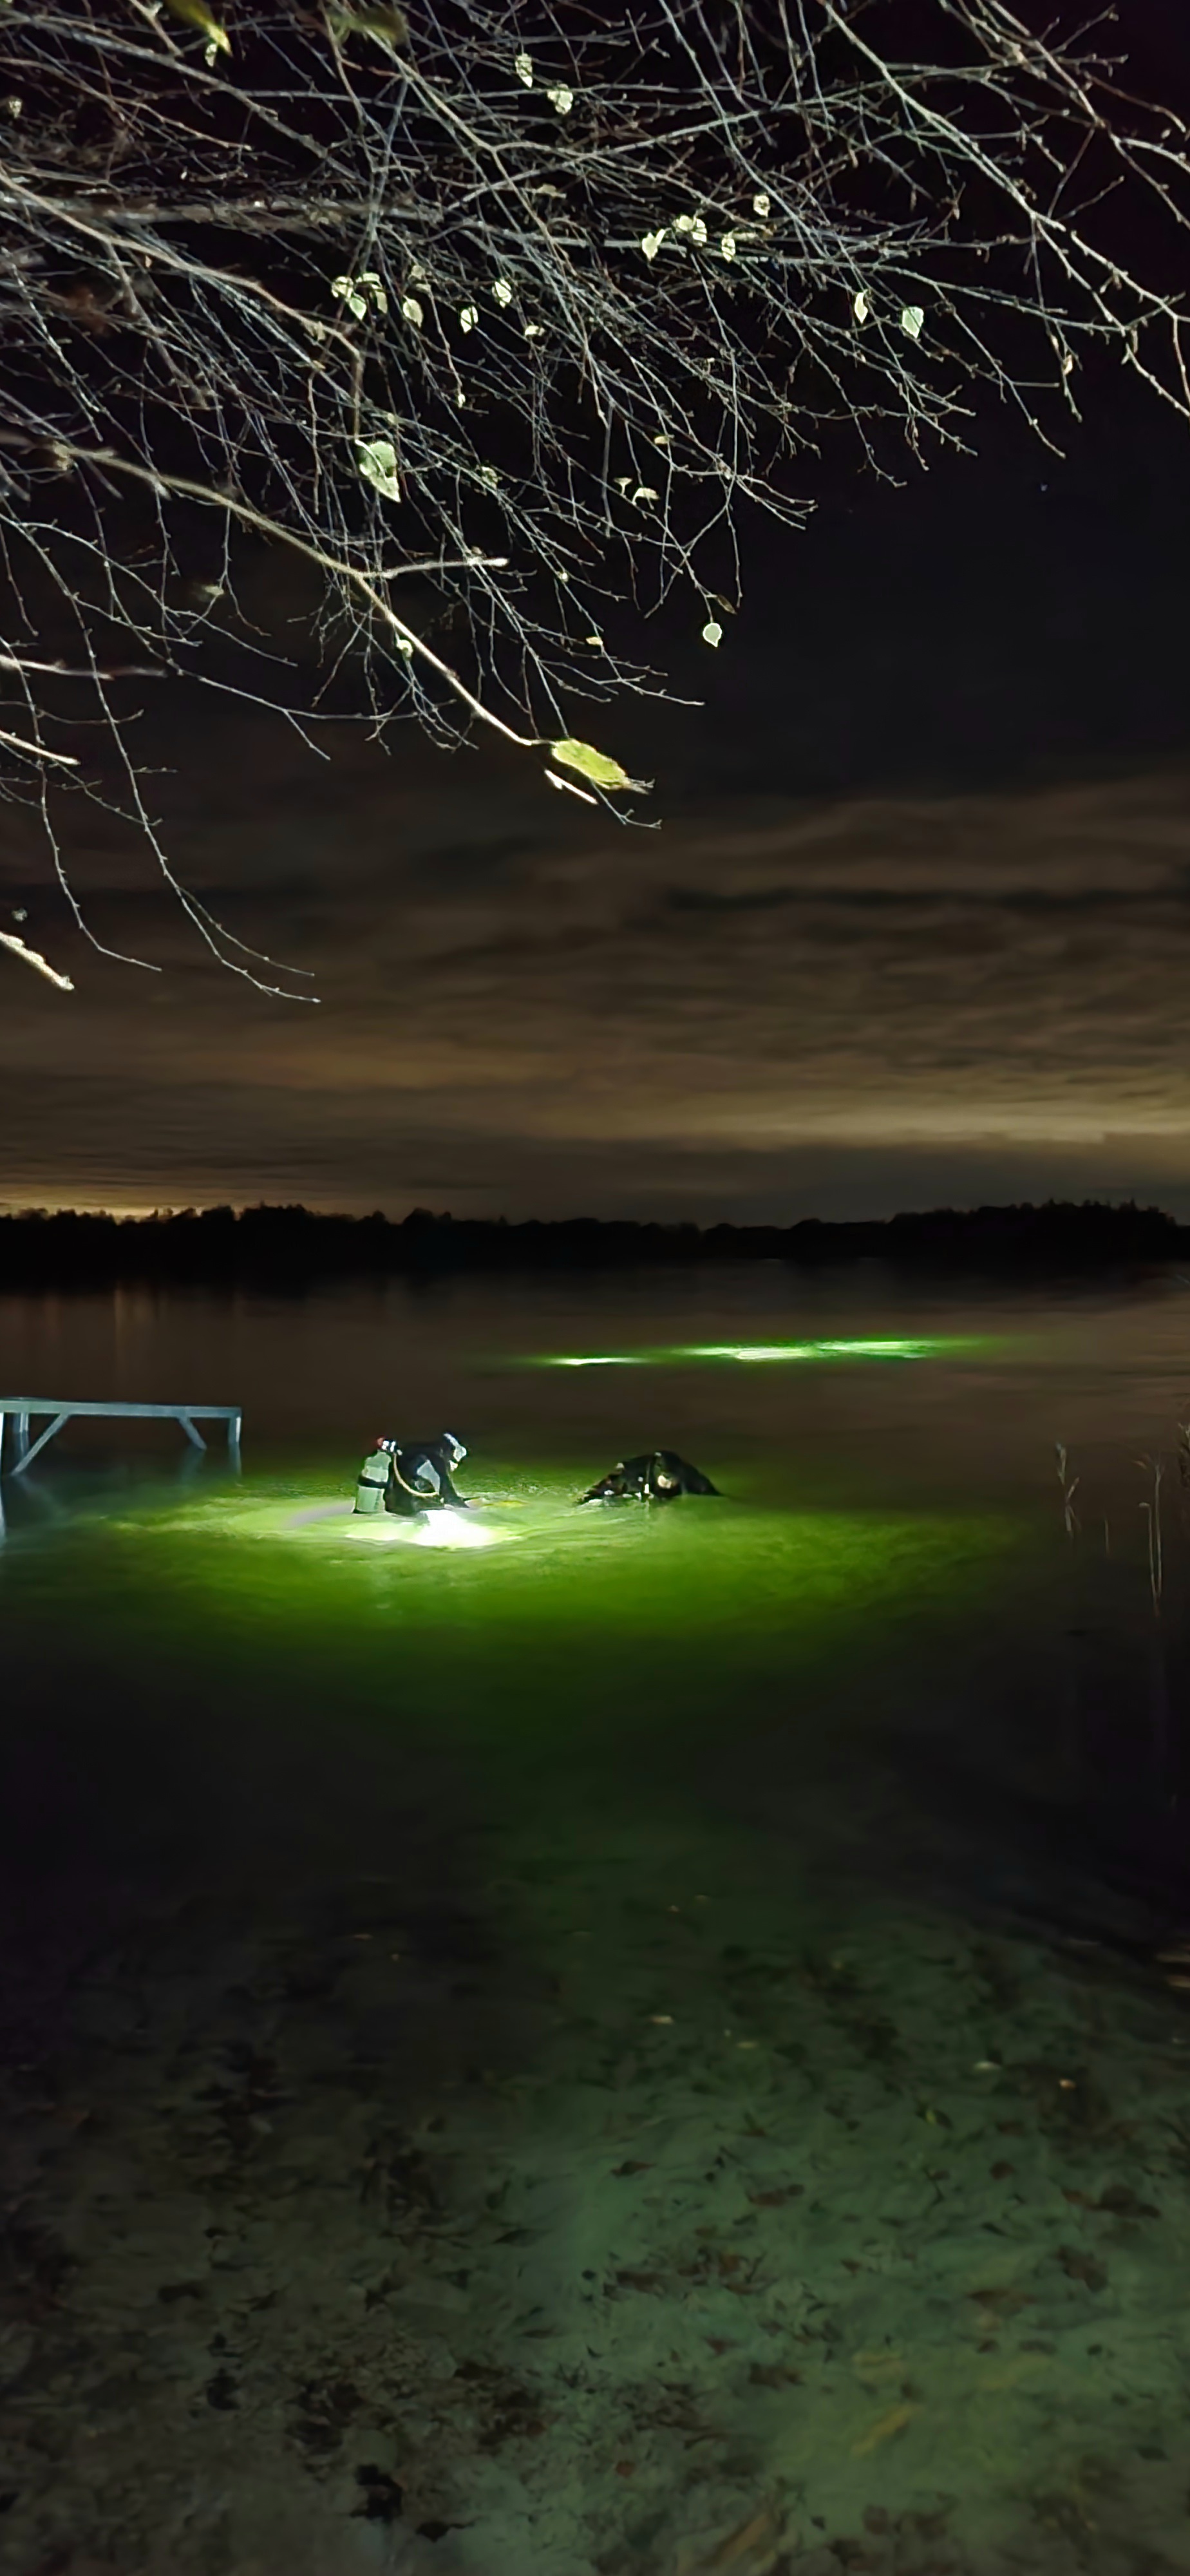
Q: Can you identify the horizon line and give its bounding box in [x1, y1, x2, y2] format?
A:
[0, 1195, 1182, 1231]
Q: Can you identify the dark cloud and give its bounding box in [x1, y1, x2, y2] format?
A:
[5, 733, 1190, 1218]
[5, 362, 1190, 1222]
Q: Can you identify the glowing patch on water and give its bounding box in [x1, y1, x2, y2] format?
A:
[817, 1339, 934, 1358]
[26, 1478, 1019, 1760]
[551, 1354, 645, 1368]
[406, 1513, 500, 1549]
[680, 1342, 817, 1363]
[537, 1336, 978, 1368]
[182, 1497, 513, 1551]
[334, 1509, 506, 1549]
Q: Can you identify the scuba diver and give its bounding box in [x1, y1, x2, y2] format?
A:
[354, 1432, 471, 1518]
[578, 1449, 720, 1505]
[388, 1432, 471, 1517]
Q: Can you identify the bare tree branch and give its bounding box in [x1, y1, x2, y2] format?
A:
[0, 0, 1186, 989]
[0, 724, 79, 764]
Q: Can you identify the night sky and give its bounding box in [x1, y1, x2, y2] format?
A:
[5, 75, 1190, 1222]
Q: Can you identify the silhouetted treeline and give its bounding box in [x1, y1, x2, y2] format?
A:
[0, 1198, 1184, 1289]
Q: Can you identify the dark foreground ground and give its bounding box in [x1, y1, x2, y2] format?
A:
[5, 1619, 1190, 2576]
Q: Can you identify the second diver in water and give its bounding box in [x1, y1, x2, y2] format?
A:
[578, 1449, 719, 1505]
[354, 1432, 471, 1517]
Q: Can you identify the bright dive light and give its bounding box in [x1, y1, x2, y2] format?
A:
[408, 1513, 499, 1548]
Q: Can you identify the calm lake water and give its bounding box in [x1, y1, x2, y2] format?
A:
[4, 1269, 1190, 2575]
[3, 1265, 1188, 1890]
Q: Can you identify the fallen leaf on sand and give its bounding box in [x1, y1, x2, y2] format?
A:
[979, 2354, 1050, 2391]
[851, 2402, 916, 2458]
[1097, 2183, 1159, 2217]
[1057, 2246, 1107, 2290]
[967, 2286, 1033, 2313]
[704, 2501, 785, 2564]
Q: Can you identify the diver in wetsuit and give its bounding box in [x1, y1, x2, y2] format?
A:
[385, 1432, 471, 1517]
[578, 1449, 719, 1505]
[354, 1432, 471, 1517]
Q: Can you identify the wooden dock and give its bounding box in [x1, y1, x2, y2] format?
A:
[0, 1399, 242, 1477]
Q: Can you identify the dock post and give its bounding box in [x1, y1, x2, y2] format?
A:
[178, 1413, 207, 1452]
[14, 1411, 29, 1461]
[229, 1410, 243, 1471]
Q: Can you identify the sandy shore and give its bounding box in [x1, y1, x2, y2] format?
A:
[4, 1795, 1190, 2576]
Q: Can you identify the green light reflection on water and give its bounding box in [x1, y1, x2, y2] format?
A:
[539, 1336, 987, 1369]
[5, 1459, 1019, 1758]
[549, 1354, 647, 1367]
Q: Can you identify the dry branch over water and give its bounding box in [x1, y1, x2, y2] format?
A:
[3, 2, 1190, 979]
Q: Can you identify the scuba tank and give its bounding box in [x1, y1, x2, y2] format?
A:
[354, 1443, 393, 1515]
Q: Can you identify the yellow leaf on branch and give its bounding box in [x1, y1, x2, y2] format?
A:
[357, 437, 401, 500]
[547, 737, 650, 793]
[325, 3, 408, 52]
[162, 0, 231, 53]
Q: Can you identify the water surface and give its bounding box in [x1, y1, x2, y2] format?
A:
[3, 1270, 1190, 2575]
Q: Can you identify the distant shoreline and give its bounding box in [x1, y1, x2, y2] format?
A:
[0, 1198, 1185, 1285]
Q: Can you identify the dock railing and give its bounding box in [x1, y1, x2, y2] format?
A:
[0, 1399, 242, 1477]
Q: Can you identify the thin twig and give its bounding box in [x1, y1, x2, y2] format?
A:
[0, 0, 1187, 980]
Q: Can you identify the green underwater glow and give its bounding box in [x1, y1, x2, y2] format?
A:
[3, 1455, 1018, 1761]
[538, 1335, 985, 1369]
[550, 1353, 647, 1367]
